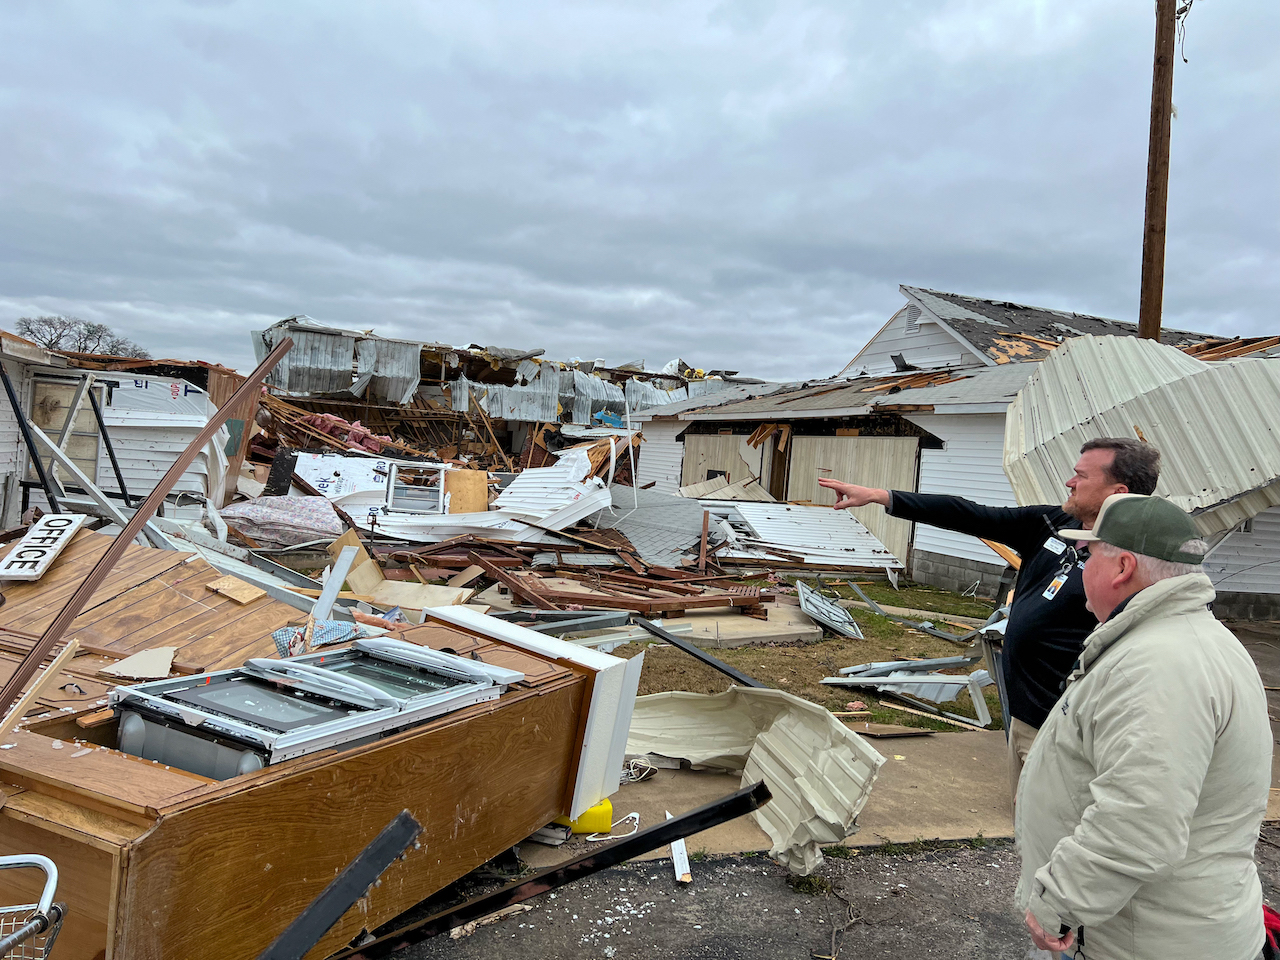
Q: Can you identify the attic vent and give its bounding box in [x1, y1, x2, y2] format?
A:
[902, 304, 922, 335]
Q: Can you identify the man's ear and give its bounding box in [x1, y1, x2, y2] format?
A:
[1114, 551, 1140, 587]
[1113, 483, 1130, 495]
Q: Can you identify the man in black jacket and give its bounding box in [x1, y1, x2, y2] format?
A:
[818, 437, 1161, 804]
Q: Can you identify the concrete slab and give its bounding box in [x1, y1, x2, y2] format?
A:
[522, 728, 1013, 872]
[852, 729, 1012, 844]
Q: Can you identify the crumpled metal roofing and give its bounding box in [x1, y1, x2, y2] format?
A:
[1004, 335, 1280, 536]
[454, 370, 561, 422]
[253, 320, 422, 403]
[709, 501, 904, 569]
[627, 687, 885, 875]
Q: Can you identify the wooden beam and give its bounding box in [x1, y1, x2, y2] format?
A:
[0, 639, 80, 740]
[1138, 0, 1178, 340]
[467, 551, 558, 610]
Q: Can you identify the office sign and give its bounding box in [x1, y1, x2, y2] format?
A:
[0, 514, 89, 581]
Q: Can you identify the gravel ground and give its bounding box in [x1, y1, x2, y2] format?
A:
[386, 823, 1280, 960]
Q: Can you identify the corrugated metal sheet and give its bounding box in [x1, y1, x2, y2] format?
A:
[627, 687, 885, 875]
[1203, 506, 1280, 594]
[785, 436, 916, 565]
[571, 370, 625, 425]
[710, 501, 903, 569]
[255, 326, 357, 394]
[454, 371, 561, 422]
[363, 338, 423, 405]
[1004, 336, 1280, 536]
[633, 381, 788, 421]
[872, 362, 1037, 409]
[904, 412, 1017, 566]
[634, 419, 685, 496]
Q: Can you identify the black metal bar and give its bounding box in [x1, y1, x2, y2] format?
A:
[256, 810, 422, 960]
[343, 781, 772, 958]
[844, 581, 979, 646]
[0, 361, 61, 512]
[630, 615, 768, 688]
[88, 388, 133, 508]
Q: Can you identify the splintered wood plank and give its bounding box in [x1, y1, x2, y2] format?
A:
[0, 730, 209, 816]
[3, 788, 149, 851]
[118, 680, 585, 960]
[205, 574, 267, 605]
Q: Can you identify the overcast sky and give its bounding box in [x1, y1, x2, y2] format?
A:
[0, 1, 1275, 380]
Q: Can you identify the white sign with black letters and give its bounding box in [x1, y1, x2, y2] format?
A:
[0, 514, 89, 581]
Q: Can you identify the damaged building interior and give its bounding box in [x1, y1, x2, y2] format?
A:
[0, 287, 1277, 959]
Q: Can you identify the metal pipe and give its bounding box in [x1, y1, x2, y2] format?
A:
[336, 781, 772, 957]
[88, 387, 133, 507]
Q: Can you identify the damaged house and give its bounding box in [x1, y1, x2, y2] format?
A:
[635, 286, 1280, 616]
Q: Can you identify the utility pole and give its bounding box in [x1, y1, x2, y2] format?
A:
[1137, 0, 1179, 340]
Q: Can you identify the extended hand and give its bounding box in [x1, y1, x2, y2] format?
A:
[817, 478, 889, 510]
[1025, 910, 1075, 953]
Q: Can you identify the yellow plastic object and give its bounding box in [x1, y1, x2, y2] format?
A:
[553, 798, 613, 834]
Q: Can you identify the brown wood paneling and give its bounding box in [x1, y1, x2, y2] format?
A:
[117, 677, 587, 960]
[0, 813, 117, 960]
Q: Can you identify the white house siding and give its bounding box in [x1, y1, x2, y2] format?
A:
[838, 306, 970, 378]
[784, 436, 918, 564]
[904, 413, 1019, 566]
[1204, 506, 1280, 595]
[634, 420, 686, 496]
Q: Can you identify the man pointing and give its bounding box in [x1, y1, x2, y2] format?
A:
[818, 437, 1160, 803]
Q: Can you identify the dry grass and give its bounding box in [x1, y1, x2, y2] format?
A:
[613, 597, 1004, 731]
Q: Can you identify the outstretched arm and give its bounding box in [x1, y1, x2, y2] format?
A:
[817, 478, 890, 511]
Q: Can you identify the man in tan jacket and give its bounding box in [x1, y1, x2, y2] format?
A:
[1015, 494, 1272, 959]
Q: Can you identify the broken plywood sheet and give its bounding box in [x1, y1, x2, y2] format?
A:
[206, 574, 267, 605]
[99, 647, 176, 680]
[627, 687, 885, 874]
[1005, 335, 1280, 536]
[444, 469, 491, 513]
[326, 530, 472, 612]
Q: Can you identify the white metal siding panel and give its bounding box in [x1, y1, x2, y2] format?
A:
[635, 420, 686, 496]
[715, 501, 902, 568]
[785, 436, 917, 564]
[839, 307, 968, 378]
[905, 413, 1019, 566]
[94, 426, 212, 496]
[1204, 506, 1280, 594]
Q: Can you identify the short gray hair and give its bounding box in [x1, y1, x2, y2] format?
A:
[1094, 538, 1208, 584]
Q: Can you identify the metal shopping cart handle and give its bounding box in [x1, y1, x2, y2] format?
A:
[0, 856, 57, 915]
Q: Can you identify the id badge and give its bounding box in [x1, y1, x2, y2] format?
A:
[1043, 575, 1067, 600]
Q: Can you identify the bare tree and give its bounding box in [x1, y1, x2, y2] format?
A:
[15, 315, 151, 359]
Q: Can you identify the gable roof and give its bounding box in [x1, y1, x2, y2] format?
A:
[898, 286, 1216, 365]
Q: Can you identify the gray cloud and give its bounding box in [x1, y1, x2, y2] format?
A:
[0, 0, 1275, 380]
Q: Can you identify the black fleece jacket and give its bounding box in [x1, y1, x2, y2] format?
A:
[887, 491, 1097, 730]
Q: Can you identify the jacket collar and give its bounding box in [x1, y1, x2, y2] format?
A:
[1077, 572, 1216, 673]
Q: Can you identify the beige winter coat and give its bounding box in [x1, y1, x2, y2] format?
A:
[1014, 572, 1271, 960]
